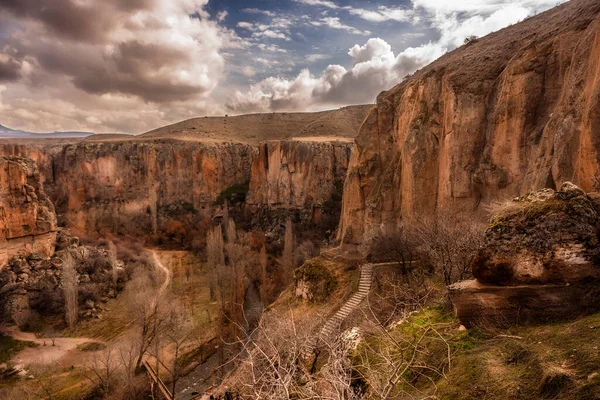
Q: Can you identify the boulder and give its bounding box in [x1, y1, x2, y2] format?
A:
[450, 183, 600, 326]
[473, 182, 600, 286]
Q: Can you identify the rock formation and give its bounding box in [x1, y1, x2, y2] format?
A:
[247, 140, 352, 212]
[0, 156, 57, 267]
[338, 0, 600, 248]
[449, 182, 600, 326]
[0, 229, 126, 326]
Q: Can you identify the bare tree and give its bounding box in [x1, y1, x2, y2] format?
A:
[354, 297, 453, 399]
[108, 240, 118, 291]
[415, 211, 484, 286]
[282, 217, 295, 282]
[226, 218, 237, 245]
[151, 302, 195, 399]
[126, 270, 160, 372]
[83, 346, 120, 399]
[149, 183, 159, 235]
[118, 339, 146, 399]
[207, 225, 225, 302]
[62, 252, 78, 331]
[259, 243, 268, 301]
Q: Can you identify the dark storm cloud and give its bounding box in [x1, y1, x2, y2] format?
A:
[0, 56, 20, 82]
[0, 0, 229, 103]
[0, 0, 155, 42]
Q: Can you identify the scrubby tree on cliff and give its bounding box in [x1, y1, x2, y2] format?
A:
[62, 253, 78, 331]
[259, 243, 269, 301]
[207, 225, 225, 302]
[283, 217, 295, 282]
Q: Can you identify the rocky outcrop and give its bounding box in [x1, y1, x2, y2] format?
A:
[338, 0, 600, 248]
[247, 140, 352, 211]
[449, 183, 600, 326]
[0, 229, 125, 325]
[0, 156, 57, 267]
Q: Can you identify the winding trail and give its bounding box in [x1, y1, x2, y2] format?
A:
[150, 249, 171, 301]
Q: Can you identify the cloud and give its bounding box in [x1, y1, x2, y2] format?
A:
[242, 8, 276, 17]
[0, 55, 21, 82]
[0, 0, 238, 104]
[311, 17, 371, 35]
[349, 6, 414, 22]
[412, 0, 561, 15]
[294, 0, 340, 9]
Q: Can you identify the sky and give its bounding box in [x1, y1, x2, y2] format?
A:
[0, 0, 566, 134]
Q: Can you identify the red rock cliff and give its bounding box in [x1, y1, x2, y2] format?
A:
[1, 140, 256, 236]
[339, 0, 600, 247]
[247, 140, 352, 210]
[0, 156, 57, 266]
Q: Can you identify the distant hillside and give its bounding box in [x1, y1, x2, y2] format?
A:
[140, 105, 371, 145]
[0, 124, 94, 139]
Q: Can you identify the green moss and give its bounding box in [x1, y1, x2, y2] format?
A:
[213, 182, 250, 206]
[76, 342, 106, 352]
[294, 259, 338, 303]
[0, 334, 36, 364]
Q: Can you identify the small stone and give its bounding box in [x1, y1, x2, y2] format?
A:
[458, 325, 468, 331]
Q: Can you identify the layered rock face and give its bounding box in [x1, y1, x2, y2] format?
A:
[247, 140, 352, 210]
[339, 0, 600, 247]
[0, 156, 57, 267]
[1, 140, 256, 236]
[450, 183, 600, 326]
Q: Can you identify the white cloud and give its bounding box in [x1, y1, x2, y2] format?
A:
[242, 8, 276, 17]
[412, 0, 561, 15]
[217, 10, 228, 21]
[255, 30, 290, 40]
[349, 6, 414, 22]
[242, 66, 256, 77]
[306, 54, 330, 62]
[311, 17, 371, 35]
[295, 0, 340, 9]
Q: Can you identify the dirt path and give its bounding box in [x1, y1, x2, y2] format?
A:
[1, 249, 171, 370]
[1, 325, 103, 366]
[150, 249, 171, 299]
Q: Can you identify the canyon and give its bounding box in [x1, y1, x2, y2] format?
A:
[0, 106, 368, 240]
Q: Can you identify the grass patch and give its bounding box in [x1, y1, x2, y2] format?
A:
[76, 342, 106, 352]
[0, 334, 36, 364]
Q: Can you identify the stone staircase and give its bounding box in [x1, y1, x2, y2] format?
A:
[308, 263, 373, 351]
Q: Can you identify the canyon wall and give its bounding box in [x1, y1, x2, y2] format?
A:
[338, 0, 600, 248]
[0, 156, 57, 266]
[247, 140, 352, 210]
[0, 137, 357, 239]
[0, 140, 256, 236]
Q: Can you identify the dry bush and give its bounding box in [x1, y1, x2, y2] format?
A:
[413, 211, 485, 286]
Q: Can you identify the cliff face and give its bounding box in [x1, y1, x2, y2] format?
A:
[0, 156, 57, 266]
[247, 140, 352, 210]
[339, 0, 600, 247]
[0, 141, 256, 236]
